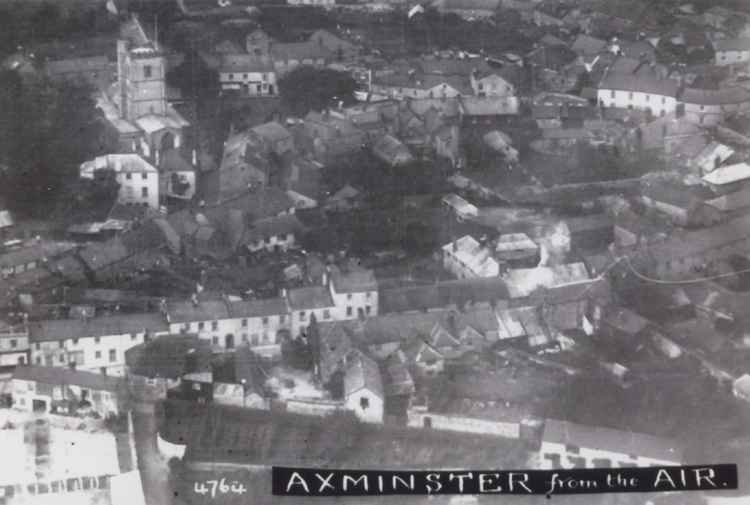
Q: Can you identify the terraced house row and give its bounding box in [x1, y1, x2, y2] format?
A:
[0, 264, 378, 375]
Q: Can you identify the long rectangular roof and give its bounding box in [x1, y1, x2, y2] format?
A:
[13, 365, 122, 392]
[599, 73, 679, 97]
[287, 285, 334, 310]
[28, 313, 168, 342]
[542, 419, 681, 462]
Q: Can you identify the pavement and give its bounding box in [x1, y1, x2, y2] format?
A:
[132, 402, 173, 505]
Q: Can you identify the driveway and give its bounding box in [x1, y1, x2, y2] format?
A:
[132, 402, 173, 505]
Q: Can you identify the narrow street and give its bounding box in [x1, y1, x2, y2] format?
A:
[132, 402, 173, 505]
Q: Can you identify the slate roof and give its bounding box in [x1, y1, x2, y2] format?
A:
[542, 419, 681, 462]
[287, 286, 334, 311]
[242, 214, 304, 245]
[78, 238, 130, 271]
[571, 35, 607, 56]
[228, 298, 289, 318]
[28, 313, 167, 342]
[329, 265, 377, 293]
[681, 87, 750, 106]
[218, 54, 274, 73]
[344, 350, 383, 399]
[713, 38, 750, 52]
[13, 365, 122, 392]
[598, 73, 679, 96]
[380, 278, 509, 314]
[167, 299, 230, 323]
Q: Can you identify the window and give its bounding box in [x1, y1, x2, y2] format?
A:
[251, 334, 259, 345]
[212, 321, 218, 331]
[131, 333, 137, 341]
[212, 336, 218, 345]
[262, 317, 269, 325]
[73, 338, 78, 345]
[35, 343, 40, 350]
[280, 315, 286, 324]
[299, 311, 306, 321]
[262, 73, 267, 81]
[242, 334, 248, 342]
[700, 105, 705, 111]
[198, 322, 205, 331]
[360, 397, 370, 410]
[365, 305, 372, 315]
[661, 97, 666, 104]
[126, 173, 132, 180]
[95, 351, 102, 359]
[60, 354, 65, 363]
[346, 293, 353, 300]
[610, 90, 615, 98]
[346, 306, 353, 317]
[36, 356, 42, 364]
[645, 94, 650, 102]
[242, 318, 248, 327]
[228, 73, 234, 80]
[565, 444, 580, 454]
[628, 92, 633, 100]
[59, 340, 64, 348]
[144, 65, 152, 78]
[142, 172, 148, 180]
[10, 339, 16, 348]
[243, 73, 248, 79]
[182, 323, 189, 332]
[323, 309, 331, 319]
[366, 292, 371, 299]
[95, 337, 100, 344]
[142, 187, 148, 198]
[262, 333, 268, 343]
[109, 349, 116, 362]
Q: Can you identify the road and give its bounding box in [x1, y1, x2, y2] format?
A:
[132, 402, 173, 505]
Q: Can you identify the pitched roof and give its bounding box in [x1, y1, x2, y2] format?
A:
[503, 263, 591, 298]
[598, 73, 679, 97]
[0, 241, 75, 269]
[681, 87, 750, 106]
[329, 265, 377, 293]
[251, 121, 292, 143]
[380, 278, 509, 314]
[712, 38, 750, 52]
[287, 285, 334, 311]
[78, 238, 130, 271]
[218, 54, 274, 73]
[270, 41, 330, 62]
[13, 365, 122, 392]
[28, 313, 167, 342]
[228, 298, 289, 318]
[460, 96, 519, 116]
[571, 35, 607, 56]
[542, 419, 681, 462]
[344, 350, 383, 399]
[167, 299, 230, 323]
[702, 162, 750, 186]
[641, 213, 750, 261]
[706, 186, 750, 213]
[242, 214, 304, 245]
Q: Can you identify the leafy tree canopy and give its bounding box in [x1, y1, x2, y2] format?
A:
[0, 70, 111, 218]
[278, 66, 356, 117]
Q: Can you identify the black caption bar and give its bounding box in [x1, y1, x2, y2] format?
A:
[273, 464, 738, 496]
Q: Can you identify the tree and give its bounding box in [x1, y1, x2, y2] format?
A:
[165, 49, 219, 102]
[0, 71, 106, 218]
[278, 66, 357, 117]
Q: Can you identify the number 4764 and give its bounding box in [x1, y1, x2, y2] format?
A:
[194, 478, 248, 498]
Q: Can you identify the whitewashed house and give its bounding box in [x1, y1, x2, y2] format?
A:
[344, 352, 384, 424]
[80, 154, 160, 209]
[597, 74, 679, 117]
